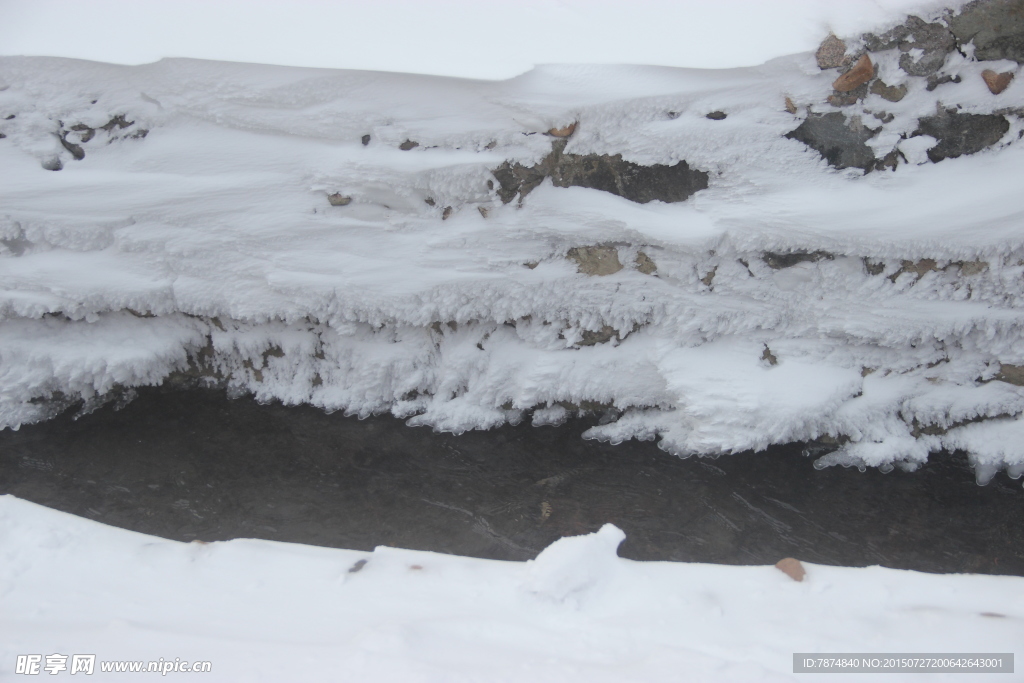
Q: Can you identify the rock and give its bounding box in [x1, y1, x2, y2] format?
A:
[442, 206, 452, 220]
[948, 0, 1024, 63]
[493, 138, 709, 205]
[41, 156, 63, 171]
[761, 345, 778, 366]
[785, 112, 880, 171]
[57, 132, 85, 161]
[327, 193, 352, 206]
[832, 54, 874, 92]
[700, 266, 717, 287]
[775, 557, 806, 582]
[816, 34, 849, 69]
[635, 251, 656, 274]
[996, 363, 1024, 385]
[0, 132, 5, 139]
[926, 73, 962, 91]
[552, 151, 708, 204]
[399, 139, 419, 150]
[69, 123, 95, 143]
[899, 50, 950, 77]
[361, 134, 370, 146]
[579, 325, 619, 346]
[959, 260, 988, 275]
[547, 122, 577, 137]
[897, 16, 957, 76]
[785, 97, 798, 114]
[99, 114, 133, 131]
[763, 251, 831, 269]
[870, 79, 908, 102]
[828, 83, 869, 107]
[913, 108, 1009, 162]
[863, 24, 911, 52]
[982, 69, 1015, 94]
[705, 111, 727, 120]
[567, 245, 623, 276]
[478, 206, 489, 218]
[424, 197, 435, 206]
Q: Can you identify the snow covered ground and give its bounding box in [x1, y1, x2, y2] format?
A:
[1, 495, 1021, 682]
[3, 4, 1024, 477]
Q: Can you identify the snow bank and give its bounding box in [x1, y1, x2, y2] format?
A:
[2, 2, 1024, 477]
[1, 495, 1020, 682]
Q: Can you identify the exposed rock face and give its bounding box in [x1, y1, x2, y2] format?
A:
[493, 139, 709, 205]
[566, 245, 623, 276]
[948, 0, 1024, 62]
[898, 17, 957, 76]
[784, 112, 879, 171]
[832, 54, 874, 92]
[816, 34, 849, 69]
[997, 363, 1024, 385]
[869, 79, 908, 102]
[635, 251, 657, 275]
[981, 69, 1015, 93]
[913, 108, 1009, 162]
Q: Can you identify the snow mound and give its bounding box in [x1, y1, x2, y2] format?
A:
[522, 523, 626, 604]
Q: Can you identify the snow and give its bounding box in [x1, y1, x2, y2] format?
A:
[2, 34, 1024, 476]
[1, 495, 1021, 682]
[0, 0, 971, 79]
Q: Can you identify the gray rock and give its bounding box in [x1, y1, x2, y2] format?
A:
[399, 139, 419, 150]
[926, 73, 962, 90]
[41, 156, 63, 171]
[705, 111, 727, 120]
[913, 108, 1009, 162]
[816, 34, 849, 69]
[863, 24, 910, 52]
[327, 193, 352, 206]
[493, 138, 709, 205]
[57, 133, 85, 161]
[784, 112, 880, 171]
[762, 251, 832, 269]
[948, 0, 1024, 63]
[551, 151, 709, 204]
[870, 79, 908, 102]
[361, 134, 370, 146]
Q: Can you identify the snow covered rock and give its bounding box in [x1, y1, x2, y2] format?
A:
[2, 0, 1024, 482]
[522, 523, 626, 604]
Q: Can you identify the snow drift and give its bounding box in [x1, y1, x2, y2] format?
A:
[1, 495, 1021, 682]
[2, 1, 1024, 478]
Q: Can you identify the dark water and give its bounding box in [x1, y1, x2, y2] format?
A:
[1, 388, 1022, 575]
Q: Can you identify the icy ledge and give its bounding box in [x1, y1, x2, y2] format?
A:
[1, 495, 1021, 681]
[2, 0, 1024, 478]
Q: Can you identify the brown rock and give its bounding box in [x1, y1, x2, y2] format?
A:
[567, 245, 623, 276]
[635, 251, 657, 275]
[996, 364, 1024, 386]
[816, 34, 849, 70]
[870, 79, 908, 102]
[785, 97, 798, 114]
[833, 54, 874, 92]
[547, 122, 577, 138]
[982, 69, 1014, 95]
[776, 557, 806, 582]
[441, 206, 452, 220]
[327, 193, 352, 206]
